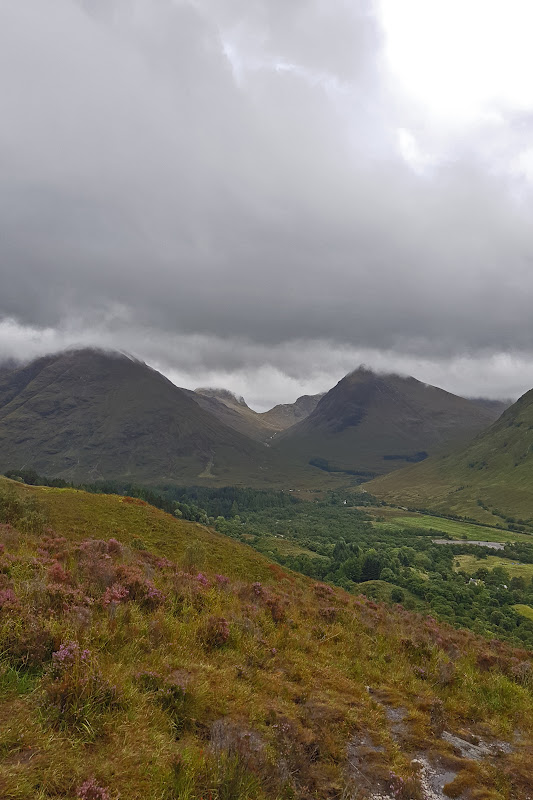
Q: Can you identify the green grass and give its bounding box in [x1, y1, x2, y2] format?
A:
[514, 604, 533, 622]
[374, 513, 531, 543]
[356, 580, 422, 606]
[455, 555, 533, 581]
[369, 389, 533, 526]
[257, 535, 327, 559]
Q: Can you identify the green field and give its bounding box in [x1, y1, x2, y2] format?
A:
[514, 604, 533, 621]
[258, 535, 327, 560]
[455, 554, 533, 581]
[374, 512, 532, 543]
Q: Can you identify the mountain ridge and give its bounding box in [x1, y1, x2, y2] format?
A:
[0, 348, 313, 487]
[272, 367, 504, 478]
[188, 387, 323, 442]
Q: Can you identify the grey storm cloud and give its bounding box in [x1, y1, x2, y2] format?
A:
[2, 0, 533, 405]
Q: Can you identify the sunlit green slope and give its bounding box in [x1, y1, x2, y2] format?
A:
[370, 388, 533, 525]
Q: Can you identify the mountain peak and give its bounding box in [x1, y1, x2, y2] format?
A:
[274, 369, 503, 478]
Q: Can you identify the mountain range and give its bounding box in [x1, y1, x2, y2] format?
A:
[185, 387, 323, 442]
[0, 348, 509, 488]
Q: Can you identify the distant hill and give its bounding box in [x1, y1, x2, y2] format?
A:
[0, 349, 310, 487]
[370, 386, 533, 525]
[273, 367, 502, 479]
[189, 387, 322, 442]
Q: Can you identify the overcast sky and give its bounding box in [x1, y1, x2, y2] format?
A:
[2, 0, 533, 409]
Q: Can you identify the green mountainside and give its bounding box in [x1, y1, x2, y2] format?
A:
[273, 368, 502, 479]
[369, 388, 533, 524]
[0, 350, 314, 488]
[0, 477, 531, 799]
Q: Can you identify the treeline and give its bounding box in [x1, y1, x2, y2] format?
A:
[156, 485, 300, 517]
[3, 469, 305, 522]
[4, 469, 209, 524]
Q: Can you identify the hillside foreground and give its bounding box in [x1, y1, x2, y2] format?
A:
[0, 479, 532, 799]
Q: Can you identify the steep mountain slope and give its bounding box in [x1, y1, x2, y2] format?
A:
[469, 397, 512, 416]
[0, 477, 531, 800]
[274, 368, 502, 479]
[188, 388, 277, 441]
[260, 392, 323, 433]
[0, 360, 16, 380]
[189, 388, 323, 442]
[0, 349, 309, 487]
[370, 387, 533, 524]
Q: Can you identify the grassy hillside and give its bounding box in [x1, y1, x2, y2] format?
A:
[369, 387, 533, 525]
[0, 479, 532, 799]
[0, 350, 322, 490]
[274, 368, 501, 480]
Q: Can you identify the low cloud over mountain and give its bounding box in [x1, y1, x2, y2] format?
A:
[2, 1, 533, 405]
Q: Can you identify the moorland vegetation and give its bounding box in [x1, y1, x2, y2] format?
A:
[0, 478, 532, 799]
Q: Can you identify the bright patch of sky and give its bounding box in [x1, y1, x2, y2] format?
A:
[379, 0, 533, 124]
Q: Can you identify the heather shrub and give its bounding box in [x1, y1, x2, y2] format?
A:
[101, 583, 129, 609]
[0, 612, 56, 669]
[266, 595, 286, 624]
[106, 538, 122, 556]
[47, 582, 87, 612]
[77, 542, 116, 593]
[48, 560, 71, 584]
[0, 587, 18, 609]
[196, 571, 209, 587]
[76, 777, 111, 800]
[314, 583, 334, 599]
[41, 641, 120, 735]
[201, 616, 230, 648]
[114, 564, 166, 609]
[318, 605, 337, 623]
[38, 533, 69, 561]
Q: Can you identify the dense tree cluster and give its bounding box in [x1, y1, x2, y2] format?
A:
[215, 503, 533, 647]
